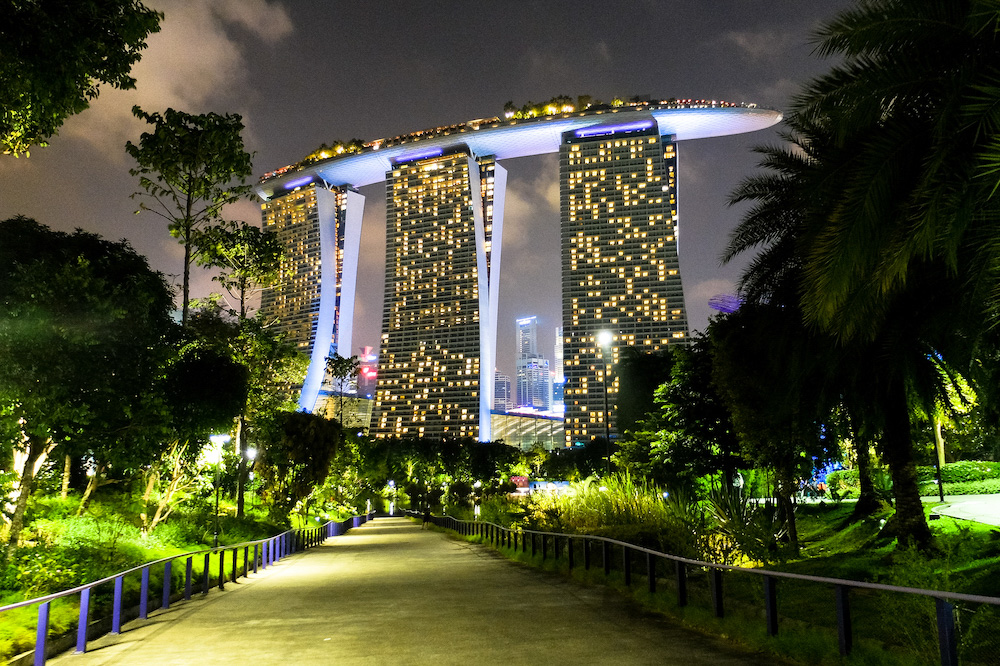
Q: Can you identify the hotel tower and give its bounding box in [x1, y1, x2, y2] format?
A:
[560, 122, 688, 444]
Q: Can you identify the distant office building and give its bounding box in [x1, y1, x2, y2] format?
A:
[560, 123, 688, 444]
[517, 316, 538, 356]
[259, 182, 364, 411]
[494, 371, 512, 412]
[516, 355, 552, 410]
[515, 315, 552, 410]
[372, 149, 506, 440]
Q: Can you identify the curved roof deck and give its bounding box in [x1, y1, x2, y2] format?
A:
[254, 103, 782, 200]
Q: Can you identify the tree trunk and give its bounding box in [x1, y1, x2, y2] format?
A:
[775, 458, 799, 555]
[61, 454, 72, 500]
[850, 413, 880, 517]
[933, 418, 946, 502]
[77, 463, 106, 516]
[6, 435, 51, 553]
[236, 413, 247, 518]
[882, 378, 933, 549]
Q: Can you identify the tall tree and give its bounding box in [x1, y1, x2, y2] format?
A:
[0, 0, 162, 156]
[194, 220, 283, 320]
[126, 107, 254, 326]
[0, 216, 174, 550]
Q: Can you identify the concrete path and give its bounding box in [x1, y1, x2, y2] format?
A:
[925, 493, 1000, 526]
[51, 517, 774, 665]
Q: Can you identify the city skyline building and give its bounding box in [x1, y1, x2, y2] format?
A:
[259, 183, 364, 412]
[494, 371, 512, 412]
[560, 123, 688, 444]
[254, 100, 781, 439]
[371, 149, 505, 440]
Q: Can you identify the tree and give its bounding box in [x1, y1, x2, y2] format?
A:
[614, 347, 674, 435]
[126, 106, 254, 326]
[0, 216, 174, 550]
[194, 221, 283, 320]
[0, 0, 162, 156]
[648, 334, 743, 492]
[256, 411, 341, 519]
[325, 353, 361, 426]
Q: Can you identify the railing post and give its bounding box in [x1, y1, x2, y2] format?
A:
[34, 601, 49, 666]
[602, 541, 611, 576]
[218, 550, 225, 590]
[623, 546, 631, 586]
[710, 568, 724, 618]
[112, 576, 124, 633]
[231, 548, 237, 583]
[763, 575, 778, 636]
[202, 553, 211, 593]
[162, 560, 172, 610]
[254, 544, 259, 573]
[531, 533, 536, 557]
[76, 587, 91, 653]
[647, 553, 656, 594]
[243, 546, 249, 578]
[184, 557, 193, 600]
[140, 566, 150, 619]
[936, 598, 958, 666]
[584, 540, 591, 570]
[542, 534, 548, 561]
[835, 585, 852, 655]
[567, 536, 575, 570]
[676, 561, 687, 607]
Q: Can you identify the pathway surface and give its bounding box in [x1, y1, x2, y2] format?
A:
[925, 493, 1000, 526]
[51, 517, 775, 665]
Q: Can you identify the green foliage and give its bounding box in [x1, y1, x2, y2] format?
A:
[194, 220, 283, 319]
[917, 460, 1000, 484]
[0, 0, 162, 155]
[127, 105, 254, 325]
[706, 485, 791, 563]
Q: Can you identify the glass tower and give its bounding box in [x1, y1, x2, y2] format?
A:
[560, 122, 688, 445]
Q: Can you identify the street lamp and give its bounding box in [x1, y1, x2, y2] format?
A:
[597, 330, 613, 475]
[208, 434, 230, 548]
[246, 447, 257, 512]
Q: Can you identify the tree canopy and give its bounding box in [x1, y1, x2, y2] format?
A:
[0, 0, 162, 156]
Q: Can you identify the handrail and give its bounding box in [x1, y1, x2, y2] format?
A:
[2, 511, 374, 665]
[411, 509, 1000, 666]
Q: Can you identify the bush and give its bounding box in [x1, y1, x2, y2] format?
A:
[916, 460, 1000, 484]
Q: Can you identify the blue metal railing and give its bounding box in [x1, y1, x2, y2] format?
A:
[411, 510, 1000, 666]
[0, 512, 373, 665]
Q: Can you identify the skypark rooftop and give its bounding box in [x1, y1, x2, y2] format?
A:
[254, 101, 782, 200]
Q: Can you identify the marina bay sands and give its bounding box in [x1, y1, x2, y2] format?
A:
[255, 99, 782, 444]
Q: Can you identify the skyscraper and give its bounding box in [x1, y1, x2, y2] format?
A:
[372, 148, 506, 440]
[259, 181, 364, 411]
[560, 122, 688, 444]
[494, 371, 512, 412]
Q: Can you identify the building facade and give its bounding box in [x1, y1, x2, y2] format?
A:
[560, 122, 688, 445]
[494, 371, 512, 412]
[259, 182, 364, 411]
[372, 148, 506, 440]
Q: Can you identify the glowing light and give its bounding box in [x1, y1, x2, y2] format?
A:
[393, 147, 444, 164]
[575, 120, 654, 138]
[284, 176, 314, 189]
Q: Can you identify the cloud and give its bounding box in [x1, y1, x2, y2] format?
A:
[60, 0, 293, 159]
[686, 277, 736, 311]
[723, 29, 797, 62]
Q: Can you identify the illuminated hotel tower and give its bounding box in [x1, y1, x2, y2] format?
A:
[372, 148, 506, 440]
[560, 122, 688, 445]
[259, 181, 364, 411]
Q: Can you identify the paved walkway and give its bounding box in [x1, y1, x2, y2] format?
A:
[925, 493, 1000, 526]
[51, 517, 774, 665]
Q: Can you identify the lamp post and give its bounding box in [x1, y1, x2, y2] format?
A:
[208, 434, 230, 548]
[246, 447, 257, 512]
[597, 330, 613, 475]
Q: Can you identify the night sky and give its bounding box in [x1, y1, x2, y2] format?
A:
[0, 0, 853, 380]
